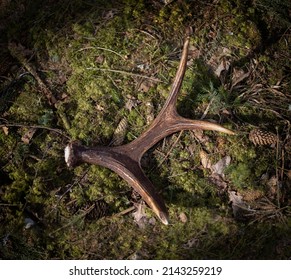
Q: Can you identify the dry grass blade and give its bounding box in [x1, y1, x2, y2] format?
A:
[8, 42, 57, 105]
[247, 197, 289, 224]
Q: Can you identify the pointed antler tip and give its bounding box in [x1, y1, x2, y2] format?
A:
[159, 212, 170, 225]
[186, 26, 193, 37]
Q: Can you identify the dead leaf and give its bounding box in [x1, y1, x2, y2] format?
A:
[59, 73, 67, 84]
[125, 95, 139, 111]
[266, 175, 278, 199]
[207, 47, 232, 77]
[95, 55, 104, 64]
[187, 143, 197, 156]
[148, 217, 156, 225]
[128, 251, 145, 260]
[182, 226, 207, 249]
[228, 191, 242, 203]
[188, 45, 201, 60]
[231, 67, 249, 88]
[133, 203, 146, 221]
[191, 129, 210, 145]
[21, 128, 37, 144]
[209, 173, 228, 192]
[138, 80, 153, 93]
[228, 190, 250, 219]
[179, 212, 188, 223]
[162, 0, 175, 4]
[183, 238, 199, 249]
[199, 150, 212, 169]
[132, 203, 148, 229]
[136, 63, 150, 72]
[211, 156, 231, 175]
[145, 101, 154, 125]
[61, 93, 69, 100]
[214, 58, 230, 77]
[2, 126, 9, 135]
[103, 9, 116, 20]
[95, 104, 105, 112]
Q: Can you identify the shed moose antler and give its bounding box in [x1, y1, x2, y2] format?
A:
[64, 28, 235, 225]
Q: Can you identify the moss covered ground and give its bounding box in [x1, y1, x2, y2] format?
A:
[0, 0, 291, 259]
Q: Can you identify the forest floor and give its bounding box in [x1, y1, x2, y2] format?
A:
[0, 0, 291, 259]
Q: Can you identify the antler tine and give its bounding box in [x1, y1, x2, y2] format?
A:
[159, 26, 193, 117]
[65, 141, 170, 224]
[120, 27, 193, 160]
[120, 26, 234, 160]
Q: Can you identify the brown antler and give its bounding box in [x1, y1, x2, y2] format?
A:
[64, 27, 235, 225]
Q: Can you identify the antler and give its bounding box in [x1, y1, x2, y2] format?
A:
[65, 27, 235, 225]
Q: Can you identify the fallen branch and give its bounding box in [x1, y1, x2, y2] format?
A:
[8, 42, 71, 131]
[0, 123, 70, 139]
[86, 67, 163, 83]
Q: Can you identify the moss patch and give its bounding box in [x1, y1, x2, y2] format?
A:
[0, 0, 290, 259]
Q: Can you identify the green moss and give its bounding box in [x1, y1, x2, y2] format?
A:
[222, 134, 276, 189]
[1, 0, 290, 260]
[8, 85, 50, 124]
[217, 1, 262, 56]
[226, 162, 255, 189]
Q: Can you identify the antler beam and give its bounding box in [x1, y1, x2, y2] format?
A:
[65, 27, 235, 225]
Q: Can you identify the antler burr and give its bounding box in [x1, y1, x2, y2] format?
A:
[65, 27, 235, 225]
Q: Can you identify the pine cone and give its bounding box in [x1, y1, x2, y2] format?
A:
[85, 200, 109, 221]
[249, 129, 278, 146]
[111, 118, 128, 146]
